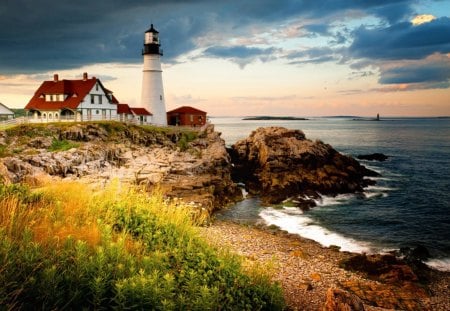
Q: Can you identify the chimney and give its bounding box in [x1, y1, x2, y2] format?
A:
[83, 72, 88, 81]
[53, 74, 59, 82]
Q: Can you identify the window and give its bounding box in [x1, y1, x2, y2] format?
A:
[56, 94, 60, 101]
[160, 95, 163, 100]
[91, 95, 95, 104]
[96, 110, 99, 115]
[99, 96, 102, 104]
[50, 95, 54, 101]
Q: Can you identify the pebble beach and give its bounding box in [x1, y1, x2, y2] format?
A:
[200, 220, 450, 311]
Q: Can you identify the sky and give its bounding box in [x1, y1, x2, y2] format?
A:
[1, 0, 449, 117]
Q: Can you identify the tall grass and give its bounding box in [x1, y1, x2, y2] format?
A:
[0, 180, 284, 310]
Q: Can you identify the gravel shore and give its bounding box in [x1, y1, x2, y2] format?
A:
[199, 220, 450, 310]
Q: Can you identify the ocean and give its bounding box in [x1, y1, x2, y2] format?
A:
[211, 116, 450, 271]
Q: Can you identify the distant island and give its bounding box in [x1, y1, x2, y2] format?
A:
[242, 116, 308, 121]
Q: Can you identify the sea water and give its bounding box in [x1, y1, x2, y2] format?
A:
[212, 116, 450, 271]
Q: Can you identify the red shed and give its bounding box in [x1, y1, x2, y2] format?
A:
[166, 106, 207, 127]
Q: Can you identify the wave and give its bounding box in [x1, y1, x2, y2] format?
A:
[363, 164, 403, 178]
[426, 258, 450, 272]
[259, 207, 374, 253]
[364, 185, 396, 199]
[313, 193, 355, 207]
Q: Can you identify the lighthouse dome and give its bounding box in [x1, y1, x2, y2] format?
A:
[145, 24, 159, 34]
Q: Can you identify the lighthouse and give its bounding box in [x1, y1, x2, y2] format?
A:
[140, 24, 167, 125]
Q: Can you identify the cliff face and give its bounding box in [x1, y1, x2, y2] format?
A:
[0, 122, 242, 212]
[230, 127, 378, 205]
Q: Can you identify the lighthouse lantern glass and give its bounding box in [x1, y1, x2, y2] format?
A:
[145, 32, 159, 44]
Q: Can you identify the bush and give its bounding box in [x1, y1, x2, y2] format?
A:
[0, 181, 284, 310]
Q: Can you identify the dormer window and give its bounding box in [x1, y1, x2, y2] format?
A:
[50, 95, 54, 101]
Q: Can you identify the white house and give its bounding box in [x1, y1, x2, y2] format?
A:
[117, 103, 152, 125]
[0, 103, 14, 120]
[25, 73, 119, 122]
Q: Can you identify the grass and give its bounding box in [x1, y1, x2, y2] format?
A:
[0, 180, 284, 310]
[48, 138, 80, 152]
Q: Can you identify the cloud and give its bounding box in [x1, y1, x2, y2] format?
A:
[411, 14, 437, 26]
[379, 54, 450, 84]
[286, 47, 339, 64]
[0, 0, 419, 74]
[371, 81, 450, 92]
[303, 24, 331, 36]
[348, 17, 450, 61]
[367, 1, 414, 24]
[203, 46, 278, 68]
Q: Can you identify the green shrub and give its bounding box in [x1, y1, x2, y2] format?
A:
[0, 145, 8, 157]
[0, 181, 284, 310]
[177, 131, 198, 151]
[48, 138, 80, 152]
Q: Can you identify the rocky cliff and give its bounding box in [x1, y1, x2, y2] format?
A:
[0, 122, 242, 212]
[229, 127, 378, 206]
[0, 123, 379, 212]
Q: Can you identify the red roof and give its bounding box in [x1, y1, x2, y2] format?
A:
[24, 76, 115, 111]
[130, 107, 152, 116]
[117, 103, 132, 114]
[167, 106, 206, 115]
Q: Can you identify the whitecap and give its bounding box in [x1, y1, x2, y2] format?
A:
[365, 185, 397, 192]
[426, 258, 450, 272]
[364, 192, 385, 199]
[314, 193, 355, 207]
[259, 208, 373, 253]
[280, 206, 304, 215]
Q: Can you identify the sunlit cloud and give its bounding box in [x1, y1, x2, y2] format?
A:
[412, 14, 436, 26]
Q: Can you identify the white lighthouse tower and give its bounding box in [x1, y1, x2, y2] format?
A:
[140, 24, 167, 125]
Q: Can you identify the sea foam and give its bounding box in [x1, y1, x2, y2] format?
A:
[259, 207, 373, 253]
[426, 258, 450, 272]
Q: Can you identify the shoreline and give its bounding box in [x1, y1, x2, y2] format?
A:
[199, 219, 450, 310]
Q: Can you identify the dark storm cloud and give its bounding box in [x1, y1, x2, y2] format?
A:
[204, 46, 276, 59]
[348, 17, 450, 60]
[303, 24, 331, 36]
[379, 58, 450, 85]
[203, 46, 278, 68]
[0, 0, 428, 74]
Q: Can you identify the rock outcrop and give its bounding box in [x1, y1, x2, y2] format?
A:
[1, 124, 381, 211]
[357, 153, 388, 162]
[230, 127, 378, 205]
[339, 254, 431, 310]
[0, 122, 241, 212]
[322, 288, 365, 311]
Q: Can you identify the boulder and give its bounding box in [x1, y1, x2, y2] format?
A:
[322, 288, 365, 311]
[230, 127, 378, 205]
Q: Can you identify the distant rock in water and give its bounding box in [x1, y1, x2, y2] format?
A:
[357, 153, 388, 162]
[242, 116, 308, 121]
[229, 127, 379, 205]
